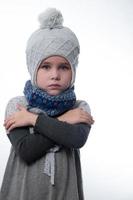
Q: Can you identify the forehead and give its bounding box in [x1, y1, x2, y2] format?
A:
[41, 56, 70, 64]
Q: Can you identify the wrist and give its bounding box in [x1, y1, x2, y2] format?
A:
[57, 116, 64, 122]
[29, 113, 38, 126]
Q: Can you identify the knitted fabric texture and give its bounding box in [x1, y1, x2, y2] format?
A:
[26, 8, 80, 87]
[24, 80, 76, 117]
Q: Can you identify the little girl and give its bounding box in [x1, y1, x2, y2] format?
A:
[0, 8, 94, 200]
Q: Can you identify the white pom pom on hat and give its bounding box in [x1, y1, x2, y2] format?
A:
[26, 8, 80, 87]
[38, 8, 63, 29]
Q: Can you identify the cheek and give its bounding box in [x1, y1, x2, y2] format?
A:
[63, 73, 72, 86]
[36, 72, 40, 84]
[68, 71, 72, 82]
[36, 71, 45, 85]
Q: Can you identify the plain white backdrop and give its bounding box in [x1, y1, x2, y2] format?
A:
[0, 0, 133, 199]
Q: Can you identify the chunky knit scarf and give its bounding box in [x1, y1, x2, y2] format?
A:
[24, 80, 76, 116]
[24, 80, 76, 185]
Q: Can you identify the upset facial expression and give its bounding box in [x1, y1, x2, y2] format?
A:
[36, 56, 72, 96]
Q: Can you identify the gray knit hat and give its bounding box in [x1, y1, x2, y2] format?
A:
[26, 8, 80, 87]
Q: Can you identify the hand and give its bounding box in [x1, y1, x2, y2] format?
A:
[57, 108, 94, 125]
[4, 105, 38, 132]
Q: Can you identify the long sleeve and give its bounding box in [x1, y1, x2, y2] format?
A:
[34, 113, 91, 149]
[7, 127, 55, 165]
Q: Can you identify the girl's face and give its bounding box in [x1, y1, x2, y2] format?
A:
[36, 56, 72, 96]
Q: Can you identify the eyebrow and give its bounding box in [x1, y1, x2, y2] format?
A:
[42, 62, 70, 65]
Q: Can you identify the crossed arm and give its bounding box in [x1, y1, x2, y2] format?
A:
[4, 105, 94, 165]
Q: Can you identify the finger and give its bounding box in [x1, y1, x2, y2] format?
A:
[4, 119, 15, 130]
[17, 104, 26, 111]
[6, 123, 16, 132]
[80, 110, 90, 116]
[81, 115, 94, 125]
[4, 116, 13, 124]
[87, 115, 95, 124]
[80, 110, 95, 125]
[88, 118, 95, 125]
[4, 118, 12, 127]
[89, 116, 95, 124]
[8, 124, 16, 132]
[83, 113, 94, 123]
[79, 115, 90, 124]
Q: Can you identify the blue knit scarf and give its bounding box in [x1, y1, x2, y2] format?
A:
[24, 80, 76, 117]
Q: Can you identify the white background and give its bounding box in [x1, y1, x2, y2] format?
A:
[0, 0, 133, 199]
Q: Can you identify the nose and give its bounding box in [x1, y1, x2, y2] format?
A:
[50, 68, 60, 80]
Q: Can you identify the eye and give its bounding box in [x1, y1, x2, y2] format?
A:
[59, 64, 70, 70]
[40, 64, 50, 70]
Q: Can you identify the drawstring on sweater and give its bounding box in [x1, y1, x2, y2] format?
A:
[43, 146, 60, 185]
[30, 126, 60, 185]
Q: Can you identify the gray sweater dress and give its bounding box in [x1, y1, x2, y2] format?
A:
[0, 96, 91, 200]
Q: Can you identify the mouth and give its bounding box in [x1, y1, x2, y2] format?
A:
[48, 84, 61, 89]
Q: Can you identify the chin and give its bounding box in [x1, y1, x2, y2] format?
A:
[48, 90, 61, 96]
